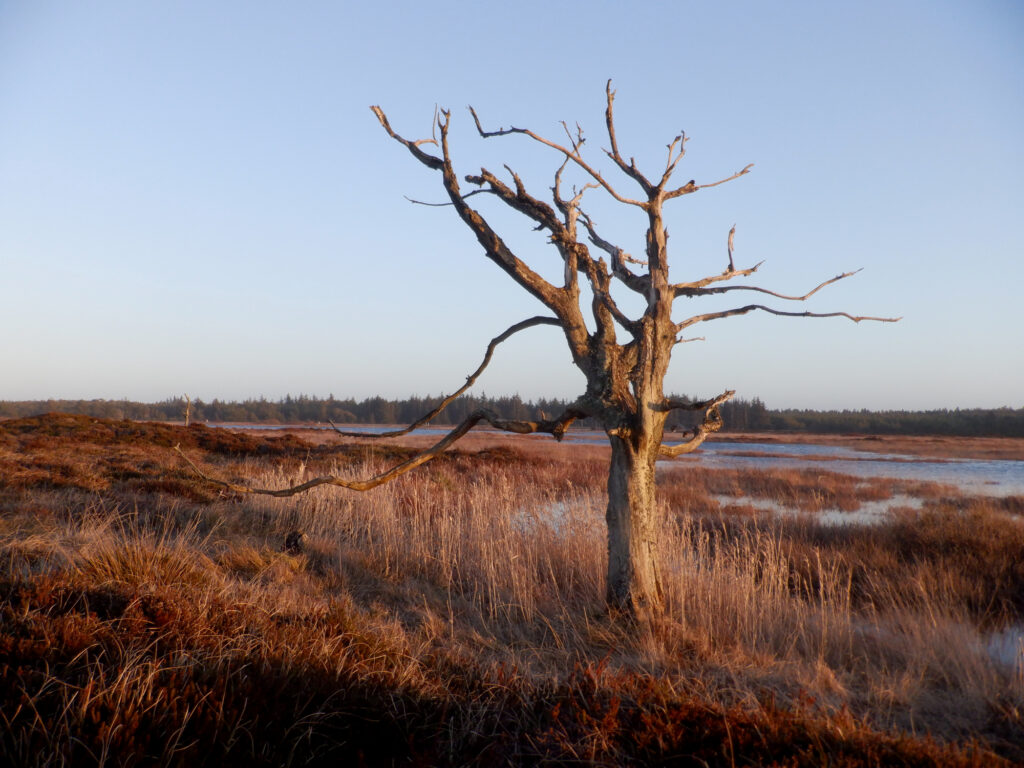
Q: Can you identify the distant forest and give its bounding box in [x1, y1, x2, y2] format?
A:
[2, 395, 1023, 437]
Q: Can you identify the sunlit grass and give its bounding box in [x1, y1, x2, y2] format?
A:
[1, 414, 1021, 765]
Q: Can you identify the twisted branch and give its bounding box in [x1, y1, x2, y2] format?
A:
[174, 406, 588, 498]
[658, 390, 735, 458]
[655, 389, 736, 413]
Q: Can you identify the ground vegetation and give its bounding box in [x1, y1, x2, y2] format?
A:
[1, 415, 1021, 765]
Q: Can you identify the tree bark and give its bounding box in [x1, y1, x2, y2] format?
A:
[605, 423, 665, 621]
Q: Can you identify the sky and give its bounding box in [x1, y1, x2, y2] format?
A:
[1, 1, 1022, 411]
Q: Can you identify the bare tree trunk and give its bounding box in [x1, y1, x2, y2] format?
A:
[605, 427, 664, 621]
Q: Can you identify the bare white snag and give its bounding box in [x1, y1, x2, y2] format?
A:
[177, 83, 897, 623]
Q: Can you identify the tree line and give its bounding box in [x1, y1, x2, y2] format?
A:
[1, 395, 1022, 437]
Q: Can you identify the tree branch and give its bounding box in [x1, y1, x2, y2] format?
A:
[658, 390, 735, 458]
[579, 211, 650, 295]
[654, 389, 736, 413]
[658, 131, 689, 189]
[431, 108, 577, 323]
[602, 80, 654, 195]
[370, 106, 443, 170]
[328, 316, 562, 439]
[684, 269, 865, 302]
[174, 406, 589, 498]
[542, 162, 634, 340]
[404, 189, 490, 207]
[676, 304, 902, 333]
[665, 163, 754, 200]
[727, 224, 736, 271]
[467, 105, 647, 208]
[551, 161, 599, 224]
[598, 289, 642, 337]
[373, 106, 566, 312]
[698, 164, 755, 190]
[672, 262, 764, 297]
[464, 166, 564, 237]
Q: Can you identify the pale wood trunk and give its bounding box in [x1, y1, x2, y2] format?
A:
[605, 422, 665, 620]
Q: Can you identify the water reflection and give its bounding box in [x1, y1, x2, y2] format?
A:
[712, 493, 926, 526]
[987, 625, 1024, 669]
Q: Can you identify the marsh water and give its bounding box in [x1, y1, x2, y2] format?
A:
[662, 440, 1024, 497]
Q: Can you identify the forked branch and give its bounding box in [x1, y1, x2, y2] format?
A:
[329, 316, 562, 439]
[659, 131, 688, 187]
[672, 263, 764, 297]
[174, 405, 588, 498]
[373, 105, 572, 321]
[666, 164, 754, 201]
[579, 212, 649, 295]
[655, 389, 736, 413]
[658, 390, 735, 458]
[467, 105, 646, 208]
[465, 166, 563, 235]
[369, 106, 443, 170]
[603, 80, 654, 195]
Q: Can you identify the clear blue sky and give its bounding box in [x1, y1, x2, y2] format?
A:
[1, 1, 1022, 410]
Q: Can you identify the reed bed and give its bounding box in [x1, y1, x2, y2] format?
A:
[1, 414, 1022, 765]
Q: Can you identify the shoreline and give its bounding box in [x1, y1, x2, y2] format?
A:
[191, 422, 1024, 462]
[5, 412, 1021, 461]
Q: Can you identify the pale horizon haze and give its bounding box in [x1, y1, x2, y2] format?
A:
[1, 1, 1022, 411]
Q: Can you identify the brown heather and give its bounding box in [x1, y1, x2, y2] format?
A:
[1, 414, 1022, 766]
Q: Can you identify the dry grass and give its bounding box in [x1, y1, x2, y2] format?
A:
[1, 414, 1021, 765]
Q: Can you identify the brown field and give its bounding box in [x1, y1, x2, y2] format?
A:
[1, 413, 1022, 766]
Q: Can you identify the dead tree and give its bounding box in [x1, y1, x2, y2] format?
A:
[177, 83, 897, 622]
